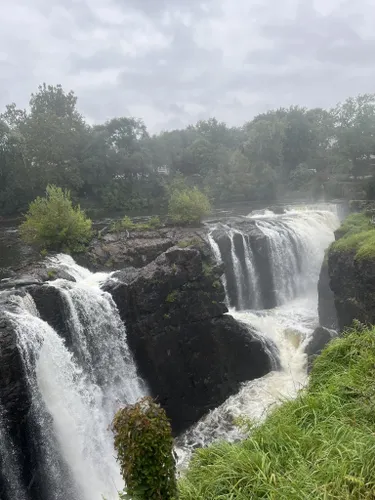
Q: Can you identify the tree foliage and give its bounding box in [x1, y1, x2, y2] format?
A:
[112, 396, 177, 500]
[1, 84, 374, 217]
[20, 185, 92, 252]
[168, 183, 211, 226]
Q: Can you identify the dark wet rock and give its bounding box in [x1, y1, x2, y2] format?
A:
[328, 248, 375, 330]
[210, 219, 275, 309]
[0, 314, 30, 428]
[317, 258, 338, 329]
[28, 285, 73, 348]
[107, 246, 273, 434]
[305, 326, 337, 372]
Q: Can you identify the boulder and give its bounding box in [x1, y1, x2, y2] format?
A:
[84, 226, 209, 270]
[107, 246, 273, 433]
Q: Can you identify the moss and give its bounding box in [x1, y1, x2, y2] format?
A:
[179, 324, 375, 499]
[202, 261, 214, 277]
[177, 238, 203, 249]
[166, 290, 178, 303]
[212, 280, 221, 289]
[47, 269, 56, 279]
[330, 212, 375, 260]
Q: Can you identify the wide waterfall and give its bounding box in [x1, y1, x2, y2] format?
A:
[0, 259, 145, 500]
[209, 207, 339, 310]
[176, 205, 340, 467]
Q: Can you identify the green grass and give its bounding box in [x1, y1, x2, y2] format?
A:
[330, 212, 375, 260]
[178, 324, 375, 499]
[110, 215, 161, 233]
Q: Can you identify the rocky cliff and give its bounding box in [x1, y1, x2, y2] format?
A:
[106, 245, 274, 433]
[320, 211, 375, 331]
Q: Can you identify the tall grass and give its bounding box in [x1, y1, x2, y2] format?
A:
[331, 212, 375, 260]
[179, 324, 375, 499]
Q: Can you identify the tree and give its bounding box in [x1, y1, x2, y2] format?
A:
[20, 185, 92, 252]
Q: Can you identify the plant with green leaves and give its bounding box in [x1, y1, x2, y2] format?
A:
[20, 184, 92, 252]
[112, 396, 177, 500]
[168, 185, 211, 226]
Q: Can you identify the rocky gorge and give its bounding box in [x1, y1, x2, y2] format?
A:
[0, 204, 346, 500]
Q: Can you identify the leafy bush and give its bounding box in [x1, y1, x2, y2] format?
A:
[179, 324, 375, 499]
[20, 185, 92, 252]
[112, 396, 177, 500]
[168, 186, 211, 226]
[110, 215, 161, 232]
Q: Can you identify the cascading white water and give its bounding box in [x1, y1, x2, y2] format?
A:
[3, 258, 146, 500]
[177, 206, 340, 468]
[0, 406, 27, 500]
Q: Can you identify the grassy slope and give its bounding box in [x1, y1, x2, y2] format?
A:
[330, 212, 375, 260]
[179, 325, 375, 499]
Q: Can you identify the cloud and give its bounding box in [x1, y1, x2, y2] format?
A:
[0, 0, 375, 132]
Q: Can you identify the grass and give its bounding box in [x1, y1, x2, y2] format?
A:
[330, 212, 375, 260]
[178, 323, 375, 499]
[110, 215, 161, 233]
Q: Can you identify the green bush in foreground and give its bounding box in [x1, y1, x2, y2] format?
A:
[168, 186, 211, 226]
[179, 324, 375, 499]
[330, 212, 375, 260]
[113, 396, 177, 500]
[20, 185, 92, 252]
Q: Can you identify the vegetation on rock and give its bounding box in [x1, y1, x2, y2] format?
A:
[331, 212, 375, 260]
[112, 396, 177, 500]
[110, 215, 161, 233]
[20, 184, 92, 252]
[179, 323, 375, 499]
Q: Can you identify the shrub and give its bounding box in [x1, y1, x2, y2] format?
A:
[168, 187, 211, 226]
[20, 185, 92, 252]
[112, 396, 177, 500]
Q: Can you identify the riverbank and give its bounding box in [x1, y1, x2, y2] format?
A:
[179, 324, 375, 499]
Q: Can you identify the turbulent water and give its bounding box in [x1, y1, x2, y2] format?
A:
[1, 259, 145, 500]
[176, 205, 340, 468]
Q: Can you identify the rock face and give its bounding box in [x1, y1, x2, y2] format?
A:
[83, 226, 208, 270]
[328, 248, 375, 330]
[305, 326, 337, 372]
[107, 246, 273, 433]
[210, 218, 275, 309]
[317, 258, 338, 329]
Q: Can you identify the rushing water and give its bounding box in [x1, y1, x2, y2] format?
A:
[176, 205, 340, 467]
[1, 260, 145, 500]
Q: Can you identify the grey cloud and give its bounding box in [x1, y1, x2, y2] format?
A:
[1, 0, 375, 132]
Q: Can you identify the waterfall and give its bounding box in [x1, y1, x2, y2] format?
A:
[177, 206, 340, 467]
[209, 208, 339, 310]
[2, 258, 146, 500]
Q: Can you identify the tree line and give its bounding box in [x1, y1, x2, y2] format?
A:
[1, 83, 374, 217]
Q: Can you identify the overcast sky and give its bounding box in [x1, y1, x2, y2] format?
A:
[1, 0, 375, 132]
